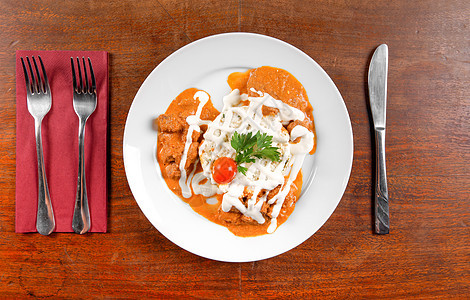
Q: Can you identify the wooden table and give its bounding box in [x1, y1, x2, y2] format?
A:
[1, 0, 468, 298]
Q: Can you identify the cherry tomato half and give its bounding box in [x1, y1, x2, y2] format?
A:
[212, 157, 237, 184]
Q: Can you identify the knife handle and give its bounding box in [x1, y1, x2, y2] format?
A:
[374, 128, 389, 234]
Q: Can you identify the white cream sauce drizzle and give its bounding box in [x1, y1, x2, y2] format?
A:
[178, 91, 211, 198]
[194, 88, 315, 233]
[191, 172, 220, 197]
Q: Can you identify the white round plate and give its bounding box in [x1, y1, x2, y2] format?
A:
[123, 33, 353, 262]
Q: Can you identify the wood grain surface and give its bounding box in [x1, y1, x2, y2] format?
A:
[0, 0, 469, 298]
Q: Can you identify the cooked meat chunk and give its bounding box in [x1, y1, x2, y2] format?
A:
[246, 66, 310, 113]
[260, 201, 273, 216]
[277, 189, 297, 219]
[240, 215, 261, 224]
[159, 139, 184, 164]
[286, 118, 313, 134]
[184, 142, 199, 170]
[262, 105, 280, 116]
[239, 189, 254, 206]
[191, 130, 201, 142]
[266, 185, 281, 202]
[165, 163, 181, 179]
[283, 191, 296, 208]
[157, 113, 203, 176]
[159, 132, 178, 145]
[218, 211, 239, 224]
[156, 114, 185, 132]
[218, 207, 259, 225]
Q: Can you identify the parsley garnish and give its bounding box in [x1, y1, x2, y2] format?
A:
[230, 131, 281, 175]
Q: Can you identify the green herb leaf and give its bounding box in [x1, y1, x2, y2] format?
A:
[231, 131, 281, 175]
[237, 165, 248, 175]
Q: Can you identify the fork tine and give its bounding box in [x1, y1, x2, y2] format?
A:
[26, 57, 38, 94]
[71, 57, 77, 92]
[87, 57, 96, 93]
[82, 57, 89, 93]
[76, 57, 83, 93]
[20, 57, 32, 94]
[32, 56, 44, 93]
[37, 56, 50, 94]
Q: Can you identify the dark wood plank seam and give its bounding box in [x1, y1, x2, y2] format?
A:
[152, 0, 193, 42]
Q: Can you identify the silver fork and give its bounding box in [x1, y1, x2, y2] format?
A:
[71, 57, 97, 234]
[20, 56, 55, 235]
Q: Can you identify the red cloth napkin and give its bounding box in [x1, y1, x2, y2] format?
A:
[16, 50, 108, 233]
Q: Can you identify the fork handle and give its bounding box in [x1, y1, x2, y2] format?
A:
[35, 119, 55, 235]
[72, 118, 91, 234]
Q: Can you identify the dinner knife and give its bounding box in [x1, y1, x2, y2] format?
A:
[368, 44, 389, 234]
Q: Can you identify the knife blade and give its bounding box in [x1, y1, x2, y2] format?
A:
[368, 44, 389, 234]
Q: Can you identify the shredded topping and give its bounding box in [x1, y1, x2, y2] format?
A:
[192, 88, 314, 233]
